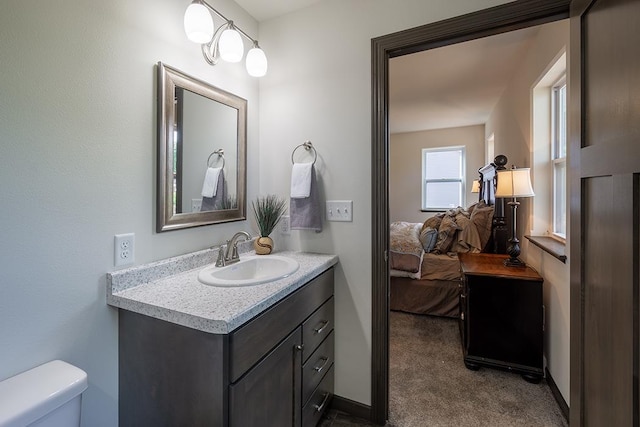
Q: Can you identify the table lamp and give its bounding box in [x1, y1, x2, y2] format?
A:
[495, 166, 535, 267]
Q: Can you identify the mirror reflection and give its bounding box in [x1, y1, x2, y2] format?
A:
[175, 88, 238, 213]
[157, 62, 246, 232]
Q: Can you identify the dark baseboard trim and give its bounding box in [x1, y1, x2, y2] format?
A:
[330, 395, 374, 423]
[546, 368, 569, 421]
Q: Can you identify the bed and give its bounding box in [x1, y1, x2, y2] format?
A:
[389, 156, 508, 318]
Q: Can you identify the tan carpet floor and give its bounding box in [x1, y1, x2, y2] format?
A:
[322, 311, 567, 426]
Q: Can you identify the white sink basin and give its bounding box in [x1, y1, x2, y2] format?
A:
[198, 255, 300, 287]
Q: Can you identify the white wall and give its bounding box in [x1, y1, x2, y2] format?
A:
[485, 19, 570, 402]
[390, 125, 486, 223]
[0, 1, 259, 426]
[258, 0, 513, 405]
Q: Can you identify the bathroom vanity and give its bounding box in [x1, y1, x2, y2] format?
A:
[107, 250, 337, 427]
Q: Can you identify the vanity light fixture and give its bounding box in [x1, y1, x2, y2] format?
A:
[183, 0, 268, 77]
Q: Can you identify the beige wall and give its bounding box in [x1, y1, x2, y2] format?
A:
[390, 125, 485, 224]
[485, 19, 570, 402]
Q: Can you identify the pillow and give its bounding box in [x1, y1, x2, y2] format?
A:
[470, 203, 495, 251]
[419, 227, 438, 253]
[421, 213, 444, 233]
[467, 202, 479, 216]
[445, 207, 467, 218]
[451, 215, 482, 253]
[434, 215, 462, 254]
[389, 222, 423, 273]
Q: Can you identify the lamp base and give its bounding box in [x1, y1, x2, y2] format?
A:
[504, 256, 526, 267]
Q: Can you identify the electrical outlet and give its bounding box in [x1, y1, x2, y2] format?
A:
[280, 215, 290, 235]
[326, 200, 353, 222]
[114, 233, 135, 267]
[191, 199, 202, 212]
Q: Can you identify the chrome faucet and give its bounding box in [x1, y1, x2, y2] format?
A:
[216, 231, 251, 267]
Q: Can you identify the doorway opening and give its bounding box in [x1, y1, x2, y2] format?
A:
[371, 1, 570, 424]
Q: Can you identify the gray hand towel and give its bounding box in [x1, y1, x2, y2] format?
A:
[201, 170, 226, 211]
[290, 164, 322, 232]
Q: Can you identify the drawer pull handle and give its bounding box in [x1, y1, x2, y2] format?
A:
[313, 320, 330, 334]
[314, 392, 331, 413]
[313, 357, 330, 374]
[295, 344, 304, 352]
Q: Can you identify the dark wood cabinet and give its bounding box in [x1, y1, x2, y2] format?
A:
[119, 268, 335, 426]
[458, 253, 543, 382]
[230, 328, 303, 427]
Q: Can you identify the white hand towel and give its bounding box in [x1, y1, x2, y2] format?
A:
[290, 162, 313, 198]
[201, 167, 222, 198]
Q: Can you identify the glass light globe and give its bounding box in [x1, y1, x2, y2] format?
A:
[184, 2, 213, 44]
[218, 27, 244, 63]
[246, 47, 268, 77]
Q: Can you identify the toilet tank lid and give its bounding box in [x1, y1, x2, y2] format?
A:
[0, 360, 88, 427]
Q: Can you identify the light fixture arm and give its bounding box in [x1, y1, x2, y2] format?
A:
[201, 21, 230, 66]
[199, 0, 258, 46]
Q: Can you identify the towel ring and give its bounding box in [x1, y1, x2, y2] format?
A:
[291, 141, 317, 165]
[207, 149, 225, 169]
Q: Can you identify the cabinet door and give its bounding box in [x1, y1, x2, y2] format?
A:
[467, 275, 542, 370]
[230, 327, 302, 427]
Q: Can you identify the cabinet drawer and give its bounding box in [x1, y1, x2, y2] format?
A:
[302, 331, 334, 405]
[302, 297, 334, 362]
[230, 268, 334, 382]
[302, 365, 334, 427]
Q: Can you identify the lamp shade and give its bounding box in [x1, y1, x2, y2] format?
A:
[471, 180, 481, 193]
[495, 168, 535, 198]
[184, 2, 214, 44]
[246, 46, 268, 77]
[219, 27, 244, 62]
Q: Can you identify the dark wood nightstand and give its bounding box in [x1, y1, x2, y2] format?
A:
[458, 253, 543, 383]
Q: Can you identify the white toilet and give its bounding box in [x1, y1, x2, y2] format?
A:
[0, 360, 87, 427]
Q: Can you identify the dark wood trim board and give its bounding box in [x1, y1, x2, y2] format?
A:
[546, 368, 570, 422]
[330, 395, 372, 422]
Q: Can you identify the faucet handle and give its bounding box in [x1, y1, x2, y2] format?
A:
[215, 245, 226, 267]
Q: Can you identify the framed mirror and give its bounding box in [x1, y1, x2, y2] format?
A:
[157, 62, 247, 232]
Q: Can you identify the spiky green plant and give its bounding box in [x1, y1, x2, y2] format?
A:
[252, 195, 286, 237]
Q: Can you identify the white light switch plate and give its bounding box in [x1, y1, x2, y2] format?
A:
[326, 200, 353, 222]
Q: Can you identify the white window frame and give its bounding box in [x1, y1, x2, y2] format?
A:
[551, 75, 567, 240]
[421, 146, 465, 211]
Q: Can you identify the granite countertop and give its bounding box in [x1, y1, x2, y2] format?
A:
[107, 249, 338, 334]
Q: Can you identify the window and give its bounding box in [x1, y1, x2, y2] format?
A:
[551, 76, 567, 238]
[422, 147, 465, 210]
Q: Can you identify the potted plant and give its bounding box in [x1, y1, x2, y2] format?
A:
[252, 195, 286, 255]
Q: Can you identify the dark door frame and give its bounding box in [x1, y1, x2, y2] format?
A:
[370, 0, 571, 423]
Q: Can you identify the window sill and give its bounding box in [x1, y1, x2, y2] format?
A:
[420, 209, 447, 213]
[525, 235, 567, 264]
